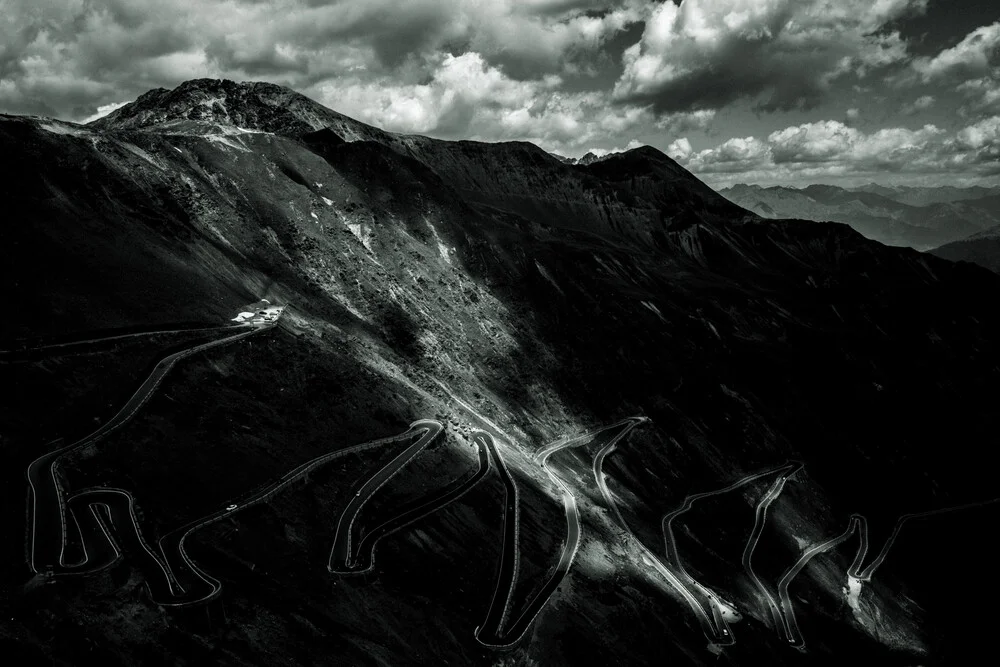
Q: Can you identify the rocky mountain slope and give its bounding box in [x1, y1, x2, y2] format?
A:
[3, 78, 1000, 667]
[930, 223, 1000, 273]
[720, 183, 1000, 250]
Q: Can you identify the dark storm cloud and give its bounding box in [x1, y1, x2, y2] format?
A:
[0, 0, 648, 121]
[260, 0, 463, 67]
[0, 0, 207, 117]
[890, 0, 1000, 57]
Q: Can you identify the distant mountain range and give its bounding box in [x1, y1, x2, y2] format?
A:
[551, 151, 607, 166]
[930, 223, 1000, 274]
[850, 183, 1000, 207]
[719, 183, 1000, 251]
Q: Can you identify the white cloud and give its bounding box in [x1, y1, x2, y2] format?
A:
[80, 101, 129, 124]
[954, 115, 1000, 151]
[769, 121, 859, 163]
[901, 94, 935, 115]
[0, 0, 994, 189]
[317, 52, 652, 154]
[584, 139, 645, 157]
[655, 108, 716, 132]
[667, 137, 693, 160]
[912, 21, 1000, 83]
[955, 70, 1000, 115]
[613, 0, 928, 112]
[672, 116, 998, 186]
[684, 136, 773, 173]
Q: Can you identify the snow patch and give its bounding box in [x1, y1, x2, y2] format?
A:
[640, 300, 666, 322]
[534, 261, 564, 295]
[322, 196, 334, 206]
[346, 223, 375, 252]
[574, 537, 617, 578]
[311, 212, 318, 221]
[39, 122, 90, 137]
[206, 133, 250, 153]
[845, 576, 863, 614]
[329, 292, 367, 321]
[705, 320, 722, 340]
[121, 142, 167, 170]
[205, 223, 235, 249]
[424, 218, 452, 265]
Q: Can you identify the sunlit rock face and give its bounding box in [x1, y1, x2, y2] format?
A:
[3, 79, 1000, 666]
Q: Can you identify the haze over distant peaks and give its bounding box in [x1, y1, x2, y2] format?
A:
[720, 182, 1000, 251]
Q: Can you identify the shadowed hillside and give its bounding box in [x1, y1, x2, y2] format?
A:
[3, 79, 1000, 667]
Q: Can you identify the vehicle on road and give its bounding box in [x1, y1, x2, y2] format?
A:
[226, 504, 238, 511]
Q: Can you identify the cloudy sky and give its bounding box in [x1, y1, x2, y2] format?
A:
[2, 0, 998, 187]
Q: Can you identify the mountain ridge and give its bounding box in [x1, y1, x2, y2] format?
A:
[88, 78, 751, 247]
[930, 223, 1000, 273]
[4, 78, 1000, 666]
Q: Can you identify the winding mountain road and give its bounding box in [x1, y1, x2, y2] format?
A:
[476, 418, 649, 648]
[328, 420, 444, 571]
[774, 497, 1000, 650]
[592, 422, 743, 645]
[776, 514, 864, 648]
[2, 324, 247, 357]
[27, 323, 270, 575]
[742, 462, 803, 632]
[27, 327, 998, 650]
[158, 420, 444, 604]
[331, 435, 492, 574]
[660, 460, 802, 643]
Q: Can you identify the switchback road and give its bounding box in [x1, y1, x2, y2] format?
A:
[27, 323, 270, 575]
[328, 420, 444, 570]
[742, 462, 803, 633]
[1, 324, 248, 358]
[591, 423, 742, 646]
[774, 497, 1000, 649]
[660, 460, 802, 643]
[158, 420, 444, 604]
[476, 418, 649, 649]
[330, 434, 492, 574]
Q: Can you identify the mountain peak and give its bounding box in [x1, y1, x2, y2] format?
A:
[623, 144, 667, 160]
[89, 78, 379, 139]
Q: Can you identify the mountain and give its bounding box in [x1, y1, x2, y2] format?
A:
[720, 183, 1000, 250]
[551, 151, 606, 166]
[849, 183, 1000, 207]
[4, 79, 1000, 666]
[929, 223, 1000, 273]
[89, 78, 391, 142]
